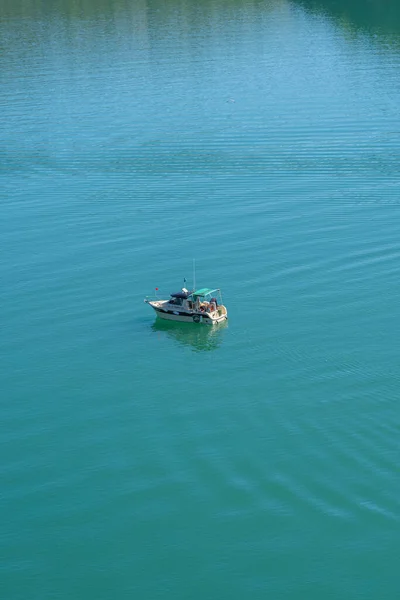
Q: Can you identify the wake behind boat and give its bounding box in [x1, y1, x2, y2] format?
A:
[144, 286, 228, 325]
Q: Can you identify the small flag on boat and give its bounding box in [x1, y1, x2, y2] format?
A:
[155, 287, 158, 291]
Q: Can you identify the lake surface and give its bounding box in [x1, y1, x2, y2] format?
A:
[2, 0, 400, 598]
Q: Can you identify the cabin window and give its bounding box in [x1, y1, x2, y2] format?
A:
[170, 297, 182, 306]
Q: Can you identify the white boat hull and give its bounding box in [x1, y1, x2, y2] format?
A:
[146, 300, 228, 325]
[155, 310, 227, 324]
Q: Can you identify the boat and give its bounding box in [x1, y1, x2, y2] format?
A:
[144, 286, 228, 325]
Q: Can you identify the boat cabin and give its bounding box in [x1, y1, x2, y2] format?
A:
[168, 289, 194, 309]
[167, 288, 221, 313]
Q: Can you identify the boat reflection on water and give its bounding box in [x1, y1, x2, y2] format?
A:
[151, 318, 228, 352]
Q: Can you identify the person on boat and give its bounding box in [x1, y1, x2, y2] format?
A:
[209, 297, 218, 312]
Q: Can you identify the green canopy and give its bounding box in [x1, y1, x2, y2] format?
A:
[192, 288, 219, 297]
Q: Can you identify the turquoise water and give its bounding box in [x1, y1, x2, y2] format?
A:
[2, 1, 400, 598]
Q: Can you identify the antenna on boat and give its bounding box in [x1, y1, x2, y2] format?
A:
[193, 258, 196, 292]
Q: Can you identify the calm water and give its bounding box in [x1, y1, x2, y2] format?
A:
[2, 0, 400, 598]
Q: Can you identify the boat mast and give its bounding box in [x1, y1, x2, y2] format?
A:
[193, 258, 196, 292]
